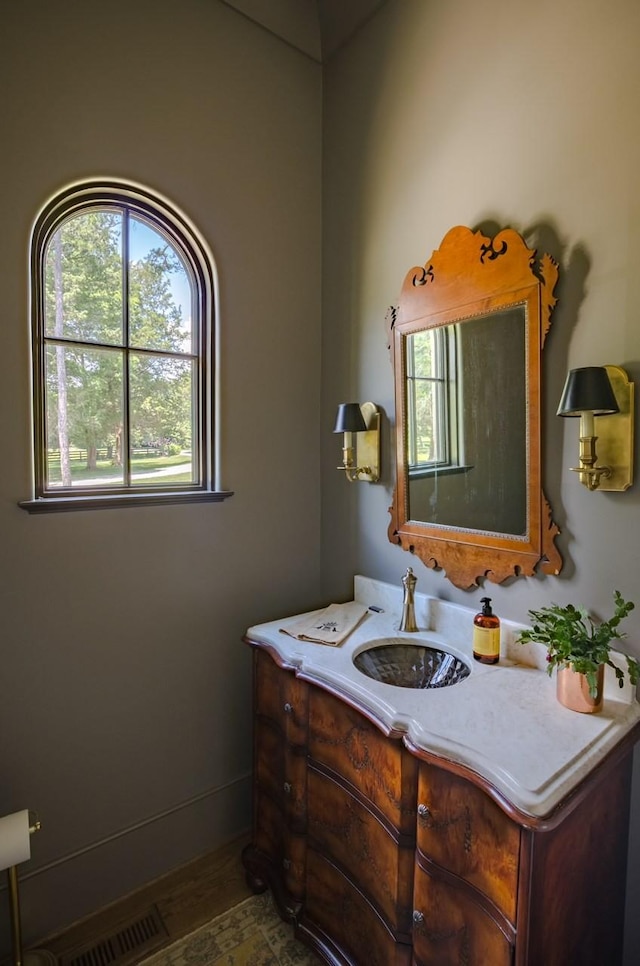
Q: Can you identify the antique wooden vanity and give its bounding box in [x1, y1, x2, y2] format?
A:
[242, 228, 638, 963]
[242, 579, 640, 966]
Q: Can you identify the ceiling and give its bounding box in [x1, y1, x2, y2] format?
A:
[221, 0, 386, 62]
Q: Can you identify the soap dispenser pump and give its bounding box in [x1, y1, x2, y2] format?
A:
[473, 597, 500, 665]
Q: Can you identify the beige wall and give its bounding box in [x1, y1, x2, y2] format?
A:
[0, 0, 321, 950]
[321, 1, 640, 961]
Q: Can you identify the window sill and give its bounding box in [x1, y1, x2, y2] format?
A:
[408, 464, 473, 480]
[19, 490, 234, 513]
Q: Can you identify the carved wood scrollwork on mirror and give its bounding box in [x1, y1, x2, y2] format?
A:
[388, 225, 563, 589]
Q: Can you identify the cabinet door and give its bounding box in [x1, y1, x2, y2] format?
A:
[253, 784, 306, 901]
[413, 864, 514, 966]
[417, 763, 519, 923]
[308, 688, 418, 834]
[252, 649, 309, 902]
[254, 658, 308, 833]
[307, 765, 414, 936]
[255, 647, 308, 747]
[304, 847, 412, 966]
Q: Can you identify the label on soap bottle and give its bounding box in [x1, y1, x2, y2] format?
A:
[473, 625, 500, 660]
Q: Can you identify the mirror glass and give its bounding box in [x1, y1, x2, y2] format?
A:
[406, 307, 527, 535]
[388, 226, 562, 589]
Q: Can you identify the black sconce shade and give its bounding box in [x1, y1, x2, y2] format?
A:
[334, 403, 367, 434]
[557, 367, 619, 417]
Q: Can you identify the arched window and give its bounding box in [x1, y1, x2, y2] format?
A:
[22, 181, 231, 511]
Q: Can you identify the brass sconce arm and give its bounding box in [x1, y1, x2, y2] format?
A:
[338, 447, 375, 482]
[570, 431, 612, 491]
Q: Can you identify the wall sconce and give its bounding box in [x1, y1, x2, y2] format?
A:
[333, 402, 380, 482]
[557, 365, 634, 491]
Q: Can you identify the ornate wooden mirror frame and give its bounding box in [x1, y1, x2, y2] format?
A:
[388, 226, 563, 589]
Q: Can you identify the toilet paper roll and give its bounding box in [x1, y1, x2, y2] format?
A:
[0, 810, 31, 871]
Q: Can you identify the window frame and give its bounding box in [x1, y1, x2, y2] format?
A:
[20, 180, 232, 512]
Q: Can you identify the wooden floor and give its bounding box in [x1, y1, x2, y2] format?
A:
[43, 834, 254, 963]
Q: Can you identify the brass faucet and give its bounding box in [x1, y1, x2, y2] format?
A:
[399, 567, 418, 632]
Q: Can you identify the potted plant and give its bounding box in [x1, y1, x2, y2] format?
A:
[516, 591, 639, 712]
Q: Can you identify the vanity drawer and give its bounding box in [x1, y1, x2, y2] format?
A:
[254, 648, 308, 746]
[308, 688, 418, 833]
[417, 763, 519, 922]
[253, 785, 305, 902]
[304, 847, 412, 966]
[412, 862, 514, 966]
[307, 764, 414, 934]
[255, 717, 307, 829]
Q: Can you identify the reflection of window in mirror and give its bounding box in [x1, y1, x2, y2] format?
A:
[406, 327, 464, 478]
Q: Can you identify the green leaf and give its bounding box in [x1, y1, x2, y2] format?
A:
[515, 592, 637, 693]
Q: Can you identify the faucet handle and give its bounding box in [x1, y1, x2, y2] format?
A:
[403, 567, 417, 590]
[400, 567, 418, 632]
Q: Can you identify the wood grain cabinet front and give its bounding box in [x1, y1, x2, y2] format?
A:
[245, 648, 309, 907]
[308, 687, 418, 835]
[243, 642, 637, 966]
[307, 756, 415, 936]
[412, 862, 514, 966]
[306, 688, 418, 943]
[303, 847, 412, 966]
[417, 763, 520, 924]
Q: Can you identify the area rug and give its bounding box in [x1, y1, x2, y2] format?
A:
[141, 892, 322, 966]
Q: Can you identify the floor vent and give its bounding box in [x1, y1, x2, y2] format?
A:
[58, 906, 168, 966]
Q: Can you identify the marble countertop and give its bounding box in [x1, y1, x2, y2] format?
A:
[245, 576, 640, 820]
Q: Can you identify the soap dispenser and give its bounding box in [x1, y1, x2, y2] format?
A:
[473, 597, 500, 665]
